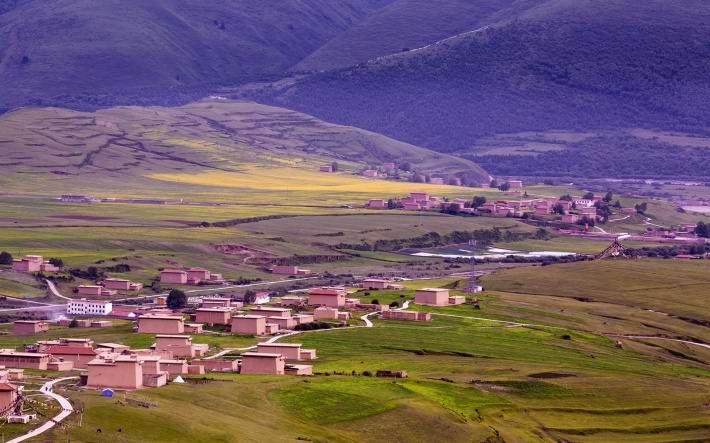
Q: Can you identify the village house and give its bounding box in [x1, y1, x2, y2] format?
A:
[12, 320, 49, 336]
[231, 315, 266, 335]
[362, 169, 379, 178]
[137, 314, 185, 334]
[267, 316, 297, 330]
[240, 353, 285, 375]
[270, 265, 311, 275]
[381, 310, 432, 321]
[429, 177, 445, 185]
[265, 323, 280, 334]
[361, 278, 404, 290]
[95, 343, 130, 354]
[159, 269, 188, 284]
[382, 162, 396, 172]
[103, 278, 143, 292]
[313, 306, 339, 320]
[46, 345, 98, 369]
[449, 295, 466, 305]
[157, 359, 189, 377]
[91, 320, 112, 328]
[137, 356, 168, 388]
[507, 180, 523, 190]
[86, 354, 143, 390]
[279, 295, 306, 307]
[573, 198, 595, 208]
[561, 214, 580, 224]
[154, 335, 208, 359]
[184, 323, 204, 334]
[256, 343, 317, 361]
[307, 287, 346, 308]
[249, 307, 291, 318]
[0, 382, 19, 415]
[67, 299, 113, 316]
[319, 164, 334, 173]
[367, 199, 387, 209]
[293, 314, 314, 325]
[77, 285, 117, 297]
[194, 307, 232, 325]
[192, 359, 239, 372]
[36, 338, 94, 352]
[11, 255, 59, 273]
[0, 351, 49, 370]
[200, 297, 231, 308]
[414, 288, 450, 306]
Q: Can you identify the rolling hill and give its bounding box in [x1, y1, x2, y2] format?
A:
[244, 0, 710, 178]
[0, 99, 488, 194]
[0, 0, 393, 110]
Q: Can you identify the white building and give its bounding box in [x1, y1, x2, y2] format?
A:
[573, 199, 594, 208]
[67, 299, 113, 316]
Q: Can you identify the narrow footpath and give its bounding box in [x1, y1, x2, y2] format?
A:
[9, 377, 77, 443]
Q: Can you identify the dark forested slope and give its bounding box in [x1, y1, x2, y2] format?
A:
[249, 0, 710, 154]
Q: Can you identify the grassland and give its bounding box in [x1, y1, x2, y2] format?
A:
[33, 267, 710, 442]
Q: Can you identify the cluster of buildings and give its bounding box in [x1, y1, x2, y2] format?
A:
[11, 255, 59, 273]
[160, 268, 224, 286]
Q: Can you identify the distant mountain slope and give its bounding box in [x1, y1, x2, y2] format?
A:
[0, 0, 392, 109]
[294, 0, 545, 72]
[248, 0, 710, 156]
[0, 99, 487, 184]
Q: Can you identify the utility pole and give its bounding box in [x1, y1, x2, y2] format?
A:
[466, 239, 478, 293]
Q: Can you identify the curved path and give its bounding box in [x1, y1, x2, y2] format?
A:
[610, 334, 710, 350]
[46, 279, 72, 301]
[9, 376, 77, 443]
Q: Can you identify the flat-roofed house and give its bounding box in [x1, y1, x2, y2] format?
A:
[104, 278, 143, 292]
[449, 296, 466, 305]
[195, 307, 232, 325]
[267, 316, 296, 330]
[154, 335, 206, 359]
[256, 343, 317, 361]
[313, 306, 338, 320]
[158, 360, 189, 377]
[46, 346, 98, 369]
[0, 350, 49, 370]
[367, 199, 387, 209]
[200, 297, 231, 308]
[87, 355, 143, 390]
[307, 287, 346, 308]
[12, 320, 49, 336]
[240, 353, 285, 375]
[67, 299, 112, 316]
[77, 285, 116, 296]
[137, 315, 184, 334]
[249, 307, 291, 318]
[381, 310, 432, 321]
[184, 323, 204, 334]
[192, 359, 239, 372]
[414, 288, 450, 306]
[293, 314, 314, 325]
[186, 268, 210, 283]
[231, 315, 266, 335]
[271, 265, 299, 275]
[160, 269, 187, 285]
[12, 255, 43, 272]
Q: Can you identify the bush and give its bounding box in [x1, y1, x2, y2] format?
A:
[371, 299, 380, 305]
[68, 319, 79, 328]
[0, 251, 13, 266]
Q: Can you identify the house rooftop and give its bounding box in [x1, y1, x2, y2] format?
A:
[0, 383, 17, 392]
[47, 346, 97, 356]
[258, 343, 302, 348]
[155, 334, 192, 339]
[233, 315, 266, 320]
[241, 352, 283, 358]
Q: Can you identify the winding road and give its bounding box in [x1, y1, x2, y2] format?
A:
[9, 376, 77, 443]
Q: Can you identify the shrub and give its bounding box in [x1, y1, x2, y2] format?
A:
[0, 251, 12, 266]
[167, 289, 187, 309]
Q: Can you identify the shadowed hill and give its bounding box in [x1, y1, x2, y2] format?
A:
[0, 0, 392, 109]
[294, 0, 546, 72]
[247, 0, 710, 157]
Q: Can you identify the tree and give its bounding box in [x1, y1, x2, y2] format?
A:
[489, 179, 498, 188]
[243, 290, 257, 304]
[167, 289, 187, 309]
[389, 301, 399, 308]
[583, 192, 595, 199]
[696, 221, 710, 238]
[0, 251, 12, 266]
[471, 196, 487, 208]
[399, 162, 411, 172]
[48, 258, 64, 268]
[603, 192, 613, 203]
[552, 203, 565, 215]
[559, 194, 572, 201]
[498, 182, 511, 191]
[613, 200, 622, 208]
[371, 299, 380, 305]
[635, 202, 648, 214]
[68, 318, 79, 328]
[330, 161, 339, 172]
